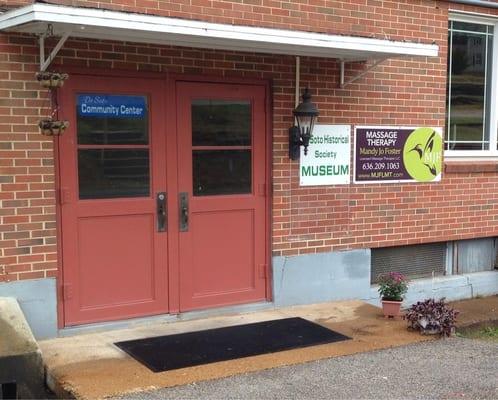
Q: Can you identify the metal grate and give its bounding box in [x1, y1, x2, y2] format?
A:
[371, 242, 446, 283]
[0, 382, 17, 400]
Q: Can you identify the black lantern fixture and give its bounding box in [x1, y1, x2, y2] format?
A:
[289, 88, 319, 160]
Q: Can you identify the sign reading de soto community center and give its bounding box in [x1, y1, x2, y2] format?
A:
[354, 126, 442, 184]
[300, 125, 351, 186]
[77, 94, 146, 118]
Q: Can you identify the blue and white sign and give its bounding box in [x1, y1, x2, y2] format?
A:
[77, 94, 146, 118]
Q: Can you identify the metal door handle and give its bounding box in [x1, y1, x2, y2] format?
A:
[157, 192, 167, 232]
[179, 192, 189, 232]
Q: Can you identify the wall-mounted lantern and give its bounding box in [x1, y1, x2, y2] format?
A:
[289, 88, 319, 160]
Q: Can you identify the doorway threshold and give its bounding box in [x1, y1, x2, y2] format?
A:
[58, 301, 275, 338]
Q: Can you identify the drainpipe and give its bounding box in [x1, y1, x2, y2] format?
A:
[295, 56, 300, 108]
[449, 0, 498, 9]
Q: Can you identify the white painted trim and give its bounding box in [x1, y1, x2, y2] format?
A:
[449, 10, 498, 24]
[489, 21, 498, 153]
[0, 3, 439, 60]
[446, 15, 498, 157]
[445, 242, 454, 276]
[445, 156, 498, 161]
[445, 150, 498, 157]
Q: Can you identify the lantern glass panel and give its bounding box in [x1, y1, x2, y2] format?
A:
[296, 114, 315, 135]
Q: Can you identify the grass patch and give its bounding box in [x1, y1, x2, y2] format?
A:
[457, 321, 498, 342]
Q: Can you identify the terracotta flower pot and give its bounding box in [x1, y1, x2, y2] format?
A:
[381, 299, 403, 318]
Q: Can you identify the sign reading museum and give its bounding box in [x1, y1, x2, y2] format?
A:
[354, 126, 442, 184]
[300, 125, 351, 186]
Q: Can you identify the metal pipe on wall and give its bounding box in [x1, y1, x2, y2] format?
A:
[295, 56, 300, 108]
[449, 0, 498, 9]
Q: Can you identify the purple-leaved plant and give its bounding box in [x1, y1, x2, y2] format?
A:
[406, 298, 459, 337]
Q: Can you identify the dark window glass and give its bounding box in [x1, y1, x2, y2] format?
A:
[452, 21, 488, 33]
[192, 100, 251, 146]
[78, 149, 150, 199]
[76, 94, 149, 145]
[446, 24, 493, 151]
[193, 150, 251, 196]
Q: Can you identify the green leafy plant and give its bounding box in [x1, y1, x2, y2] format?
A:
[377, 272, 408, 301]
[406, 298, 459, 337]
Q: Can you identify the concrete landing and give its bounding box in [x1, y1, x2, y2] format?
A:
[40, 301, 435, 400]
[0, 297, 46, 399]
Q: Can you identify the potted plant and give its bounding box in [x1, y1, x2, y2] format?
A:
[406, 298, 459, 337]
[38, 119, 69, 136]
[377, 272, 408, 318]
[35, 71, 69, 89]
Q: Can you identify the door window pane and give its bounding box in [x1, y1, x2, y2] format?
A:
[77, 94, 149, 145]
[78, 149, 150, 199]
[193, 150, 251, 196]
[192, 100, 251, 146]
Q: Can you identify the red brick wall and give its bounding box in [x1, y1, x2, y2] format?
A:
[0, 0, 497, 282]
[0, 33, 57, 283]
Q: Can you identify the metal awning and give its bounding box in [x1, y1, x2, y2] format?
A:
[0, 3, 439, 61]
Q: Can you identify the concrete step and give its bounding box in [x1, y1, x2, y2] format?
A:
[0, 297, 47, 399]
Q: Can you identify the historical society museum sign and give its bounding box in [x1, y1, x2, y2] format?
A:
[354, 126, 442, 184]
[300, 124, 351, 186]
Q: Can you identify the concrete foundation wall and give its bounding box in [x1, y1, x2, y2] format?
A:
[1, 255, 496, 339]
[272, 249, 371, 306]
[0, 278, 57, 339]
[273, 250, 498, 310]
[365, 271, 498, 308]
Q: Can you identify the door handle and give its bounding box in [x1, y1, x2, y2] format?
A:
[157, 192, 167, 232]
[179, 192, 189, 232]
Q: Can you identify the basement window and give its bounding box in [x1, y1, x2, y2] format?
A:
[448, 238, 498, 274]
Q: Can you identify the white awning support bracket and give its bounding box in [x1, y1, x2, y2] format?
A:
[38, 26, 70, 72]
[339, 57, 388, 88]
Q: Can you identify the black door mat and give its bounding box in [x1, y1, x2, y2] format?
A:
[115, 317, 351, 372]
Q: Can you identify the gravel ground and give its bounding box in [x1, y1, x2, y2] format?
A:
[118, 337, 498, 400]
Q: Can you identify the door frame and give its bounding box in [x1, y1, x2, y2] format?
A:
[54, 68, 273, 328]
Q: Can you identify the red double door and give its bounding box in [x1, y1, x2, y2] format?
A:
[58, 75, 269, 326]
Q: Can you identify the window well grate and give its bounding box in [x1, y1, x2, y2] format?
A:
[371, 243, 446, 283]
